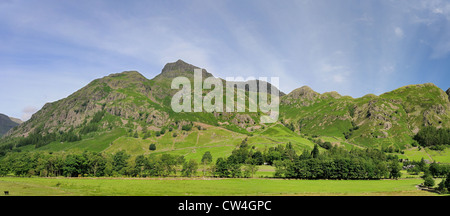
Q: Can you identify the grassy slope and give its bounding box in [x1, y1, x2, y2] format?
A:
[280, 84, 450, 152]
[3, 70, 449, 164]
[14, 121, 318, 162]
[14, 120, 450, 163]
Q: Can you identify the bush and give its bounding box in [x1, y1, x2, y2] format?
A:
[149, 144, 156, 151]
[91, 111, 105, 123]
[182, 123, 193, 131]
[423, 175, 435, 187]
[80, 123, 99, 134]
[430, 145, 445, 151]
[143, 131, 151, 139]
[438, 173, 450, 194]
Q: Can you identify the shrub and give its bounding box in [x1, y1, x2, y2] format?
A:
[149, 144, 156, 151]
[423, 175, 435, 187]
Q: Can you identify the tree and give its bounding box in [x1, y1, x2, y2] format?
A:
[215, 157, 229, 177]
[243, 159, 259, 178]
[423, 174, 435, 187]
[143, 131, 151, 139]
[266, 150, 282, 165]
[160, 154, 177, 177]
[418, 158, 427, 172]
[63, 154, 84, 177]
[389, 160, 402, 179]
[252, 151, 264, 165]
[299, 149, 311, 160]
[85, 152, 106, 177]
[414, 126, 450, 147]
[174, 155, 184, 165]
[322, 141, 332, 150]
[113, 150, 130, 175]
[201, 151, 213, 164]
[437, 172, 450, 194]
[226, 155, 242, 178]
[135, 155, 147, 177]
[91, 110, 105, 123]
[181, 159, 198, 177]
[201, 151, 213, 176]
[182, 122, 193, 131]
[149, 143, 156, 151]
[311, 144, 320, 159]
[228, 162, 242, 178]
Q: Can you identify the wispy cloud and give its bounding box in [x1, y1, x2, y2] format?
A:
[394, 27, 404, 38]
[21, 106, 38, 121]
[0, 0, 449, 118]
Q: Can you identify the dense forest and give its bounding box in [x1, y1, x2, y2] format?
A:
[413, 126, 450, 150]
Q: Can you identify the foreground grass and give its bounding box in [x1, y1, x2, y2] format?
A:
[0, 177, 435, 196]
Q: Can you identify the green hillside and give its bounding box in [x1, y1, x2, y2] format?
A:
[0, 60, 449, 164]
[280, 83, 450, 151]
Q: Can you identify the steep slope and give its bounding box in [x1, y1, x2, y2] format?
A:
[4, 60, 283, 144]
[0, 113, 21, 137]
[280, 83, 450, 149]
[446, 88, 450, 101]
[0, 59, 448, 156]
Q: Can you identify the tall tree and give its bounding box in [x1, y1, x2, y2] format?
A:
[311, 144, 320, 159]
[215, 157, 229, 178]
[389, 160, 402, 179]
[181, 159, 198, 177]
[201, 151, 213, 176]
[113, 150, 130, 175]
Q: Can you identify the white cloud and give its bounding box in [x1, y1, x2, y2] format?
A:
[433, 8, 444, 14]
[381, 65, 396, 74]
[332, 74, 346, 83]
[1, 0, 449, 104]
[394, 27, 404, 38]
[22, 106, 38, 121]
[318, 62, 352, 87]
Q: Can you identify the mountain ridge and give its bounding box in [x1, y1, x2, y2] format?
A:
[0, 113, 21, 137]
[1, 60, 449, 155]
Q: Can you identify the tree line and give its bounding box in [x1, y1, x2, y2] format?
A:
[209, 138, 402, 180]
[2, 137, 450, 193]
[0, 139, 407, 180]
[272, 144, 403, 179]
[413, 126, 450, 148]
[0, 150, 194, 178]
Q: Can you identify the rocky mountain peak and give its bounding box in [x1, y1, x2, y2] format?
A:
[288, 85, 320, 100]
[158, 59, 213, 79]
[161, 59, 197, 73]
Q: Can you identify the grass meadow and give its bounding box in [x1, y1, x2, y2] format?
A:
[0, 176, 437, 196]
[4, 123, 449, 197]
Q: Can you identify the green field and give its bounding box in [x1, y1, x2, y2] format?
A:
[0, 177, 438, 196]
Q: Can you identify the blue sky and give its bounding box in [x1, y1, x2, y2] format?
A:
[1, 0, 449, 120]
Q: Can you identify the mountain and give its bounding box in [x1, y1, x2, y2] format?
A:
[4, 60, 282, 139]
[280, 83, 450, 148]
[0, 113, 21, 137]
[446, 88, 450, 101]
[1, 60, 449, 157]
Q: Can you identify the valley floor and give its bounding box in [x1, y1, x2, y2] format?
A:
[0, 176, 439, 196]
